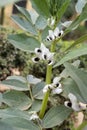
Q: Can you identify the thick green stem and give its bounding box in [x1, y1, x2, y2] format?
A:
[39, 42, 56, 119]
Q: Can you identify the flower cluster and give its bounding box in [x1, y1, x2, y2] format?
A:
[64, 93, 87, 111]
[43, 77, 63, 95]
[46, 27, 63, 41]
[32, 43, 54, 65]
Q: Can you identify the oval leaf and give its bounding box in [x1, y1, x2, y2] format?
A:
[2, 117, 40, 130]
[35, 15, 47, 30]
[64, 62, 87, 103]
[11, 15, 37, 35]
[0, 108, 30, 120]
[63, 78, 86, 103]
[8, 34, 40, 52]
[32, 82, 45, 100]
[42, 105, 72, 128]
[27, 75, 41, 85]
[1, 78, 28, 91]
[2, 91, 32, 110]
[54, 44, 87, 67]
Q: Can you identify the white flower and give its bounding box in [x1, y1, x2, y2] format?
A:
[43, 77, 63, 95]
[43, 84, 52, 93]
[64, 93, 87, 111]
[53, 27, 60, 38]
[32, 43, 54, 65]
[52, 76, 61, 86]
[46, 27, 63, 41]
[52, 83, 62, 95]
[29, 112, 39, 121]
[41, 43, 54, 65]
[46, 30, 55, 41]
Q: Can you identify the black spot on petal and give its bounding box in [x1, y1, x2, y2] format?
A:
[49, 37, 53, 40]
[48, 60, 52, 64]
[67, 102, 72, 107]
[47, 37, 50, 41]
[56, 83, 59, 87]
[58, 32, 61, 36]
[34, 57, 40, 62]
[44, 55, 47, 60]
[37, 49, 42, 53]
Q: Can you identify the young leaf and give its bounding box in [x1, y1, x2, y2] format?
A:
[64, 62, 87, 103]
[8, 34, 40, 52]
[30, 0, 50, 18]
[35, 15, 47, 30]
[15, 5, 31, 22]
[2, 90, 32, 110]
[42, 105, 72, 128]
[2, 117, 40, 130]
[11, 15, 37, 35]
[54, 44, 87, 67]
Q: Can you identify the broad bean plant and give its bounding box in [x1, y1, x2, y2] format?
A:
[0, 0, 87, 130]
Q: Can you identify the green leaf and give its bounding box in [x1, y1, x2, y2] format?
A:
[42, 105, 72, 128]
[64, 62, 87, 103]
[1, 78, 28, 91]
[29, 100, 42, 112]
[75, 0, 87, 14]
[11, 15, 37, 35]
[8, 34, 40, 52]
[66, 3, 87, 32]
[41, 26, 50, 40]
[54, 44, 87, 67]
[2, 90, 32, 110]
[35, 15, 47, 30]
[15, 5, 31, 22]
[63, 78, 86, 103]
[27, 75, 41, 85]
[0, 108, 30, 120]
[2, 117, 40, 130]
[0, 0, 20, 7]
[0, 121, 16, 130]
[29, 10, 39, 25]
[6, 76, 27, 83]
[0, 93, 2, 106]
[57, 0, 71, 20]
[65, 34, 87, 51]
[30, 0, 50, 18]
[32, 82, 45, 100]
